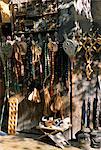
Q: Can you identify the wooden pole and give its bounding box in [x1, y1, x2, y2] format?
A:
[9, 1, 14, 38]
[70, 60, 73, 139]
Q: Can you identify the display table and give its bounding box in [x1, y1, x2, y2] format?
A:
[36, 117, 72, 149]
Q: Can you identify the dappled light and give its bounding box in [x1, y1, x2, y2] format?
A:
[0, 0, 101, 150]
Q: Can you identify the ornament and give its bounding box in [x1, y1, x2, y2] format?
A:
[32, 88, 41, 103]
[63, 33, 76, 62]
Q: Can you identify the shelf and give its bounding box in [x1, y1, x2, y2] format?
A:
[14, 28, 59, 36]
[26, 15, 42, 20]
[13, 0, 59, 36]
[42, 11, 58, 16]
[26, 11, 58, 20]
[15, 13, 27, 19]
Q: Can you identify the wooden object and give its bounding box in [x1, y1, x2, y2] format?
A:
[8, 97, 18, 135]
[36, 117, 72, 149]
[8, 94, 25, 135]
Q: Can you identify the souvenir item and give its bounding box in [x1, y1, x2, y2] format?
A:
[48, 38, 58, 96]
[32, 88, 41, 103]
[13, 42, 22, 82]
[76, 33, 101, 80]
[50, 90, 64, 119]
[93, 98, 98, 129]
[81, 99, 86, 129]
[87, 98, 90, 128]
[31, 40, 42, 78]
[63, 33, 76, 59]
[28, 91, 33, 101]
[86, 59, 93, 80]
[32, 40, 42, 63]
[44, 42, 48, 79]
[43, 87, 51, 116]
[19, 35, 27, 56]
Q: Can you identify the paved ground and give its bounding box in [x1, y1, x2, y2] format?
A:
[0, 135, 81, 150]
[0, 134, 99, 150]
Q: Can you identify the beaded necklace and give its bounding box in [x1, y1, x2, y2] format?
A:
[50, 51, 55, 96]
[44, 42, 48, 79]
[48, 38, 58, 96]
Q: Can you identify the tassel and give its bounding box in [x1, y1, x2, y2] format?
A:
[43, 87, 51, 116]
[32, 88, 41, 103]
[28, 91, 33, 101]
[50, 91, 64, 119]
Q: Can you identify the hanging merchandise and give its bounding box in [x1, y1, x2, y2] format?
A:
[81, 99, 87, 129]
[19, 35, 27, 77]
[13, 42, 22, 83]
[48, 37, 58, 96]
[94, 71, 101, 129]
[65, 55, 68, 81]
[77, 34, 95, 80]
[32, 88, 41, 103]
[50, 89, 64, 119]
[84, 37, 93, 80]
[43, 87, 51, 116]
[58, 43, 62, 80]
[21, 63, 24, 76]
[1, 37, 14, 97]
[87, 98, 90, 128]
[25, 46, 32, 80]
[93, 98, 98, 130]
[28, 88, 41, 103]
[0, 37, 15, 134]
[2, 41, 13, 63]
[31, 40, 42, 79]
[44, 42, 48, 79]
[76, 33, 101, 80]
[63, 33, 77, 64]
[65, 55, 69, 93]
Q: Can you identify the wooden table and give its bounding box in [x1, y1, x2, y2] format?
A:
[36, 123, 72, 149]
